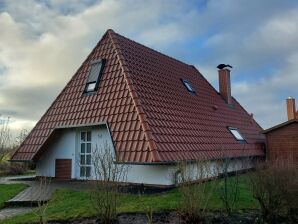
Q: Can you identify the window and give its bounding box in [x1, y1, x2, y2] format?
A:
[228, 127, 245, 141]
[84, 59, 105, 93]
[181, 79, 195, 93]
[86, 82, 96, 92]
[80, 131, 92, 177]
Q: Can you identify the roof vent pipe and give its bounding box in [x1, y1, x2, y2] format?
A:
[218, 66, 232, 104]
[286, 97, 296, 120]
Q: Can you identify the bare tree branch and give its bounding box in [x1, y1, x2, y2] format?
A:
[0, 116, 11, 162]
[32, 176, 51, 224]
[90, 141, 129, 224]
[177, 160, 218, 223]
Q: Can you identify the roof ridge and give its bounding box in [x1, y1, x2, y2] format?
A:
[107, 30, 161, 162]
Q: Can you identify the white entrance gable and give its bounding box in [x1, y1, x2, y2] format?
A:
[36, 123, 116, 180]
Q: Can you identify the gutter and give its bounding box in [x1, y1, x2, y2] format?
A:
[114, 155, 264, 166]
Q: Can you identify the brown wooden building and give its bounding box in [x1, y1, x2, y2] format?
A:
[263, 97, 298, 167]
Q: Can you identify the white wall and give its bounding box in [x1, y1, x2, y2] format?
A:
[124, 158, 255, 186]
[36, 129, 76, 178]
[75, 125, 115, 179]
[36, 125, 256, 186]
[126, 165, 175, 185]
[36, 124, 115, 179]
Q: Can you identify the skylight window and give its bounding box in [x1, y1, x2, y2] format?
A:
[228, 127, 245, 141]
[84, 59, 105, 93]
[181, 79, 195, 93]
[86, 82, 96, 92]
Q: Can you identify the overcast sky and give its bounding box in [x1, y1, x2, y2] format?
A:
[0, 0, 298, 135]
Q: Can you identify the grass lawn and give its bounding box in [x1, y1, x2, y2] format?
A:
[2, 175, 259, 224]
[0, 184, 28, 209]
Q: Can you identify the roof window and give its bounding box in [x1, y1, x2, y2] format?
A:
[228, 127, 245, 141]
[86, 82, 96, 92]
[84, 59, 105, 93]
[181, 79, 195, 93]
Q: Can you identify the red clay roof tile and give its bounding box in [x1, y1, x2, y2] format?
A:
[12, 29, 265, 163]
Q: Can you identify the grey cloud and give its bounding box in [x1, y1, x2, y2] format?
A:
[0, 84, 61, 121]
[0, 0, 297, 133]
[232, 52, 298, 129]
[0, 0, 199, 132]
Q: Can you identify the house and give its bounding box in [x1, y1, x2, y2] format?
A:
[11, 29, 265, 185]
[263, 97, 298, 168]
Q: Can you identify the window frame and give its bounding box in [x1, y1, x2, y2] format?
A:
[228, 127, 246, 142]
[181, 79, 196, 94]
[84, 59, 106, 94]
[80, 131, 92, 177]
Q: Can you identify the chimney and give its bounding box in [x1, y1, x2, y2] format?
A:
[286, 97, 296, 120]
[218, 68, 232, 104]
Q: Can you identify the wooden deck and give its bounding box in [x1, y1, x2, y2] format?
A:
[5, 185, 54, 207]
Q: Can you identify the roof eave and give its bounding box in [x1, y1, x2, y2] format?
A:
[115, 154, 265, 165]
[9, 159, 34, 163]
[263, 119, 298, 134]
[32, 122, 110, 161]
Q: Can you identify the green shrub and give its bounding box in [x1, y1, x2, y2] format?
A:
[249, 161, 298, 223]
[0, 162, 28, 176]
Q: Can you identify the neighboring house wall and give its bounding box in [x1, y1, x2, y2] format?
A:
[36, 125, 257, 185]
[266, 123, 298, 168]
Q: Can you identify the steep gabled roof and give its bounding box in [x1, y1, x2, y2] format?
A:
[12, 29, 265, 163]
